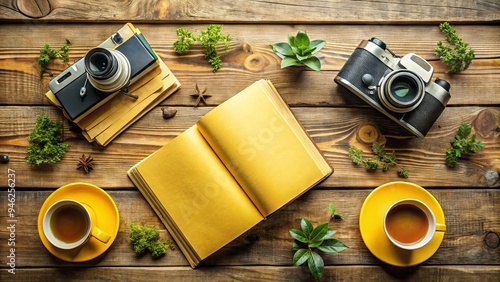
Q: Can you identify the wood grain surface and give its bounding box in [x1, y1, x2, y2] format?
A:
[0, 0, 499, 281]
[1, 0, 499, 23]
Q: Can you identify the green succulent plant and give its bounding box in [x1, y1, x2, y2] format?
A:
[271, 31, 326, 71]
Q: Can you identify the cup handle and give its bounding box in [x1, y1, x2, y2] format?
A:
[92, 227, 111, 244]
[436, 223, 446, 232]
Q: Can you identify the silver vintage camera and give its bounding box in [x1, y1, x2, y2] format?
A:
[49, 25, 158, 122]
[334, 38, 451, 137]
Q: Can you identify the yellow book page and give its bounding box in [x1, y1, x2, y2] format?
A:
[134, 125, 264, 259]
[197, 80, 332, 216]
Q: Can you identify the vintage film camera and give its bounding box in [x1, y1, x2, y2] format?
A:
[334, 38, 451, 138]
[49, 24, 158, 122]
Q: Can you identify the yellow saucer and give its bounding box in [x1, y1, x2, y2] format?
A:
[37, 182, 120, 262]
[359, 181, 445, 267]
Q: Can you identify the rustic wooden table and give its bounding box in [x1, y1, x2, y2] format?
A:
[1, 0, 499, 281]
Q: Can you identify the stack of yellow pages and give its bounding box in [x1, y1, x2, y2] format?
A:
[45, 23, 181, 146]
[127, 79, 333, 268]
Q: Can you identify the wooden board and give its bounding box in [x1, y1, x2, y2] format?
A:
[1, 105, 498, 189]
[0, 24, 499, 106]
[0, 189, 498, 268]
[1, 0, 499, 23]
[0, 1, 499, 281]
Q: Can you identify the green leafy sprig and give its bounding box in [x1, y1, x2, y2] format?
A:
[328, 203, 342, 219]
[271, 31, 326, 71]
[173, 24, 232, 72]
[445, 123, 485, 168]
[37, 39, 71, 77]
[290, 206, 348, 281]
[435, 22, 475, 74]
[130, 224, 175, 258]
[348, 142, 409, 178]
[26, 113, 70, 166]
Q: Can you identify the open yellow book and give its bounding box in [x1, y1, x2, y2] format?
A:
[127, 80, 333, 268]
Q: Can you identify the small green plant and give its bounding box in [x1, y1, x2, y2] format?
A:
[26, 113, 70, 166]
[37, 39, 71, 77]
[328, 203, 342, 219]
[445, 123, 485, 168]
[348, 142, 409, 178]
[271, 31, 326, 71]
[130, 224, 175, 258]
[173, 24, 232, 72]
[290, 205, 348, 281]
[435, 22, 475, 74]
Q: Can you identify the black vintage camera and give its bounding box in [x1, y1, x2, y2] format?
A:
[334, 38, 451, 137]
[49, 26, 158, 122]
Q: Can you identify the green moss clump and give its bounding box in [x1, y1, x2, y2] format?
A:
[130, 224, 175, 258]
[26, 113, 70, 166]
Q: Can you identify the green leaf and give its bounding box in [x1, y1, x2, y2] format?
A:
[302, 57, 321, 71]
[372, 142, 386, 158]
[289, 229, 308, 243]
[328, 203, 335, 215]
[296, 53, 311, 61]
[293, 249, 310, 266]
[271, 42, 294, 57]
[290, 45, 301, 56]
[307, 251, 324, 281]
[310, 40, 326, 54]
[301, 217, 314, 237]
[317, 239, 349, 254]
[446, 123, 485, 167]
[309, 223, 329, 245]
[364, 158, 379, 171]
[457, 123, 471, 138]
[293, 240, 307, 251]
[322, 228, 336, 240]
[348, 146, 363, 165]
[288, 35, 296, 48]
[294, 31, 311, 51]
[281, 56, 301, 68]
[398, 168, 409, 178]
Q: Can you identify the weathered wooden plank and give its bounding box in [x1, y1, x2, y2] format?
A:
[1, 0, 499, 23]
[1, 265, 499, 281]
[0, 189, 498, 268]
[0, 24, 499, 106]
[0, 106, 498, 189]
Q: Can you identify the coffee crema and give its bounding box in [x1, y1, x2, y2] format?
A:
[385, 204, 428, 244]
[50, 205, 88, 243]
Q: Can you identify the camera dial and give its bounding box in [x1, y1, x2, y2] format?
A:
[369, 38, 386, 50]
[378, 70, 425, 113]
[84, 48, 131, 93]
[435, 78, 451, 91]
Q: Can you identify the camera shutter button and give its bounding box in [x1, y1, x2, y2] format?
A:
[362, 74, 376, 92]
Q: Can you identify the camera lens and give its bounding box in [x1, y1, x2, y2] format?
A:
[378, 70, 425, 113]
[85, 48, 116, 79]
[390, 76, 419, 102]
[84, 48, 131, 93]
[89, 53, 110, 73]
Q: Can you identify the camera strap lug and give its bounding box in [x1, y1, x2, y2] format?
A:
[80, 77, 89, 100]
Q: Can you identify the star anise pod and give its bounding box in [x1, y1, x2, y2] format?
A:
[190, 83, 211, 106]
[77, 154, 94, 174]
